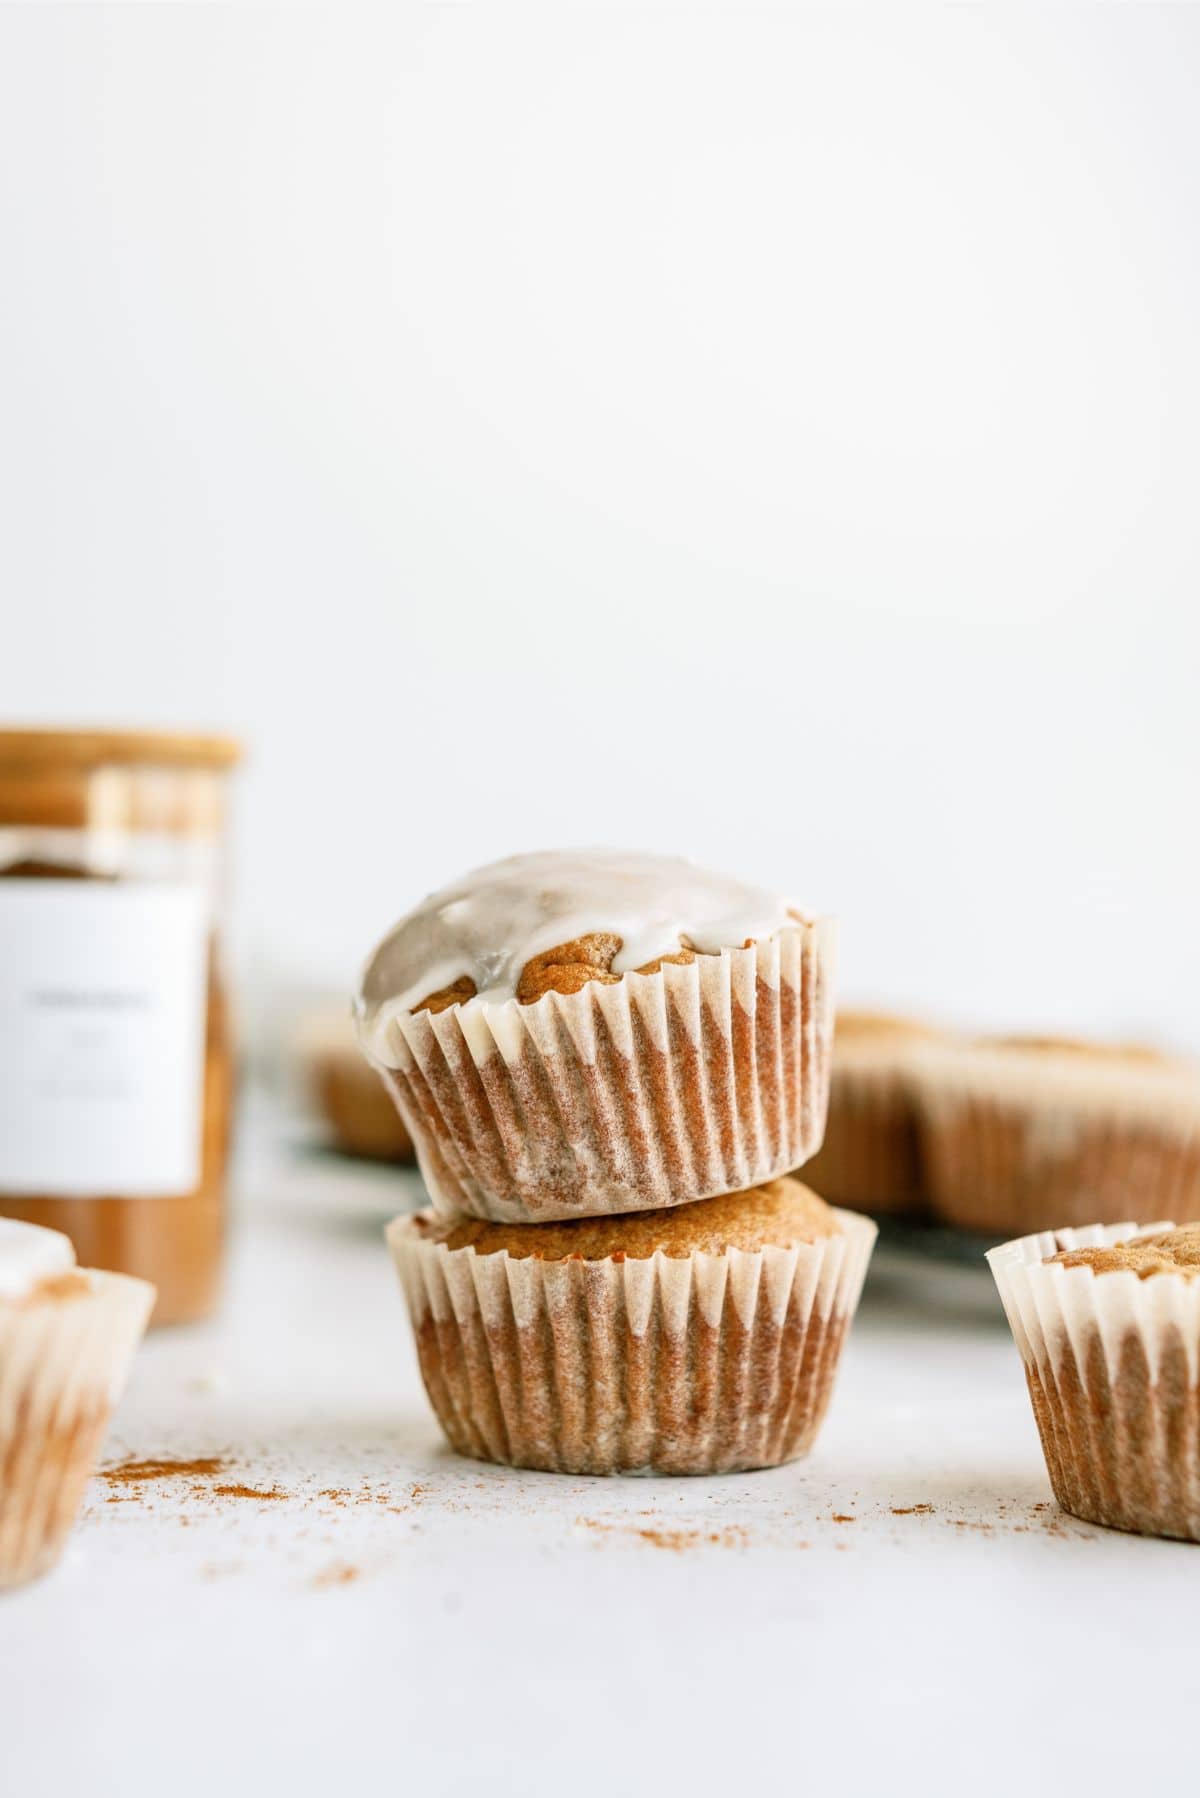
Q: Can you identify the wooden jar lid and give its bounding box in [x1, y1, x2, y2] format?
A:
[0, 728, 242, 771]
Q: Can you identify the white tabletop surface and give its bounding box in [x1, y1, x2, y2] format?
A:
[4, 1117, 1196, 1798]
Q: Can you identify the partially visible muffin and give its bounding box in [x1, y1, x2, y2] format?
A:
[389, 1175, 876, 1476]
[303, 1017, 413, 1162]
[358, 850, 835, 1223]
[0, 1220, 154, 1588]
[802, 1011, 941, 1216]
[989, 1219, 1200, 1541]
[911, 1033, 1200, 1235]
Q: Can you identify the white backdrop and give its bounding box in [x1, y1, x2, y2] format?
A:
[2, 7, 1197, 1049]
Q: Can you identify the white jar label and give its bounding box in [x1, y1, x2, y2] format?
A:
[0, 880, 210, 1197]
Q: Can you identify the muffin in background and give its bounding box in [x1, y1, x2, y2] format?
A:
[358, 850, 834, 1224]
[910, 1035, 1200, 1237]
[303, 1016, 414, 1163]
[389, 1176, 876, 1476]
[0, 1220, 154, 1589]
[989, 1219, 1200, 1541]
[803, 1010, 942, 1217]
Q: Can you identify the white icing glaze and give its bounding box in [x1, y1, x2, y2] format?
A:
[0, 1217, 76, 1300]
[357, 849, 802, 1040]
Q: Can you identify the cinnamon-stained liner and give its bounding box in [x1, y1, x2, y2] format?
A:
[911, 1046, 1200, 1236]
[370, 922, 834, 1223]
[988, 1220, 1200, 1542]
[0, 1270, 155, 1589]
[388, 1205, 876, 1476]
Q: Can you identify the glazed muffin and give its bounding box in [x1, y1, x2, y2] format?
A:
[303, 1016, 414, 1162]
[0, 1220, 154, 1588]
[910, 1035, 1200, 1236]
[802, 1011, 940, 1216]
[989, 1219, 1200, 1541]
[358, 851, 834, 1223]
[388, 1175, 876, 1475]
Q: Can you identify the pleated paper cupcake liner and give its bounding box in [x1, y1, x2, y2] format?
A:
[804, 1064, 926, 1217]
[987, 1219, 1200, 1541]
[911, 1046, 1200, 1236]
[388, 1205, 876, 1476]
[369, 922, 834, 1223]
[0, 1270, 155, 1589]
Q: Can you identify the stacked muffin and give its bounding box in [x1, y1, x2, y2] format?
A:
[356, 851, 876, 1475]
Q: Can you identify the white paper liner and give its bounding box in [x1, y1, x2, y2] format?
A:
[388, 1205, 876, 1476]
[0, 1270, 155, 1588]
[910, 1043, 1200, 1234]
[987, 1220, 1200, 1541]
[367, 922, 834, 1223]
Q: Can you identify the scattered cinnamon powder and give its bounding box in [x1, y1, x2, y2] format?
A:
[577, 1517, 750, 1552]
[102, 1455, 226, 1485]
[831, 1512, 856, 1523]
[313, 1561, 360, 1588]
[891, 1504, 934, 1516]
[212, 1483, 287, 1502]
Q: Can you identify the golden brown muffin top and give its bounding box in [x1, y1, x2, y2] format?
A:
[988, 1034, 1165, 1064]
[420, 1176, 839, 1261]
[834, 1010, 941, 1044]
[1047, 1226, 1200, 1280]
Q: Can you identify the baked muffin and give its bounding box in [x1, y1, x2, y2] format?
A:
[802, 1010, 940, 1216]
[303, 1016, 414, 1162]
[989, 1219, 1200, 1541]
[388, 1175, 876, 1475]
[909, 1034, 1200, 1236]
[357, 850, 834, 1223]
[0, 1220, 154, 1588]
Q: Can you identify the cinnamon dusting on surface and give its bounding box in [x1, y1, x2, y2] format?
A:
[313, 1561, 360, 1588]
[103, 1456, 226, 1485]
[212, 1483, 287, 1502]
[577, 1517, 750, 1552]
[316, 1485, 409, 1513]
[891, 1504, 934, 1516]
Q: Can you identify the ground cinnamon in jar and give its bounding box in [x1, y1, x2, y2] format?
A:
[0, 729, 241, 1325]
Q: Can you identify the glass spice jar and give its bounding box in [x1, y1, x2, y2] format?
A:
[0, 728, 241, 1324]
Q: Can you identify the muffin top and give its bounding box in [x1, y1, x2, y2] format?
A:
[417, 1175, 838, 1261]
[0, 1217, 86, 1303]
[357, 849, 803, 1031]
[1047, 1226, 1200, 1281]
[913, 1031, 1200, 1120]
[835, 1010, 941, 1046]
[989, 1034, 1164, 1065]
